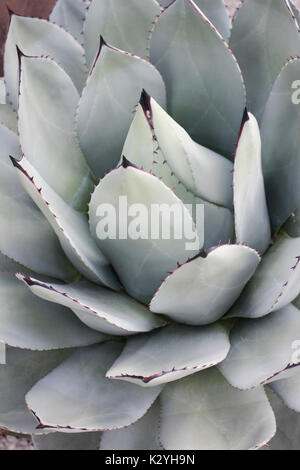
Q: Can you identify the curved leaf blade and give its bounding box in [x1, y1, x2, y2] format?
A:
[219, 304, 300, 389]
[0, 127, 76, 281]
[50, 0, 89, 44]
[230, 0, 300, 121]
[122, 96, 234, 249]
[0, 272, 105, 351]
[13, 156, 121, 290]
[0, 347, 70, 434]
[226, 231, 300, 319]
[234, 111, 271, 254]
[18, 274, 165, 336]
[26, 342, 162, 431]
[19, 56, 94, 212]
[150, 0, 245, 158]
[100, 400, 162, 450]
[77, 38, 166, 178]
[150, 245, 260, 325]
[160, 368, 276, 450]
[5, 15, 87, 110]
[89, 162, 199, 304]
[84, 0, 161, 67]
[261, 58, 300, 232]
[106, 323, 230, 386]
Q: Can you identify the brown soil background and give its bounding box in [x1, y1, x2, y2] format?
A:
[0, 0, 300, 451]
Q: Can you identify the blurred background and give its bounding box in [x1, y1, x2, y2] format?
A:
[0, 0, 300, 451]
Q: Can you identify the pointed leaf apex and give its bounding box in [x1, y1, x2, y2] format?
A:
[241, 107, 250, 126]
[139, 89, 152, 112]
[121, 156, 137, 169]
[99, 35, 108, 49]
[9, 155, 20, 167]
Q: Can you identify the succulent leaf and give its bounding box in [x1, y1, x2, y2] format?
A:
[106, 323, 230, 386]
[265, 387, 300, 450]
[261, 58, 300, 232]
[26, 342, 162, 431]
[122, 96, 234, 248]
[160, 367, 276, 450]
[150, 0, 245, 158]
[18, 274, 165, 336]
[269, 370, 300, 413]
[77, 38, 166, 178]
[219, 304, 300, 389]
[226, 231, 300, 319]
[0, 347, 71, 434]
[5, 15, 87, 110]
[101, 399, 162, 450]
[84, 0, 161, 68]
[89, 163, 199, 304]
[13, 156, 121, 290]
[0, 272, 106, 350]
[0, 130, 76, 280]
[230, 0, 300, 121]
[234, 111, 271, 254]
[159, 0, 231, 41]
[150, 245, 260, 325]
[50, 0, 89, 44]
[19, 56, 94, 212]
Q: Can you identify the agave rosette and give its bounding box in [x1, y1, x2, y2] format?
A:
[0, 0, 300, 450]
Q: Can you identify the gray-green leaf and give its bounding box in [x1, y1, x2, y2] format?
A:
[13, 156, 120, 290]
[226, 231, 300, 319]
[230, 0, 300, 121]
[261, 58, 300, 232]
[234, 111, 270, 254]
[26, 342, 162, 431]
[18, 274, 165, 336]
[89, 162, 199, 304]
[160, 368, 276, 450]
[219, 304, 300, 389]
[77, 38, 166, 178]
[19, 56, 94, 212]
[106, 323, 230, 386]
[5, 15, 87, 110]
[150, 0, 245, 158]
[150, 245, 260, 325]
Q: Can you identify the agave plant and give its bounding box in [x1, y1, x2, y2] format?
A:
[0, 0, 300, 451]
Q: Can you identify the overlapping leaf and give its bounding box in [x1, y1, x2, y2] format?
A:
[230, 0, 300, 121]
[150, 0, 245, 158]
[106, 323, 230, 386]
[84, 0, 161, 67]
[160, 368, 276, 450]
[234, 111, 270, 254]
[18, 274, 165, 336]
[150, 245, 260, 325]
[77, 38, 166, 178]
[122, 95, 234, 248]
[219, 304, 300, 389]
[226, 231, 300, 319]
[13, 156, 120, 290]
[89, 161, 199, 304]
[26, 342, 162, 431]
[5, 15, 87, 110]
[50, 0, 89, 44]
[261, 58, 300, 231]
[19, 56, 94, 212]
[0, 272, 106, 350]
